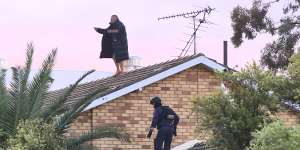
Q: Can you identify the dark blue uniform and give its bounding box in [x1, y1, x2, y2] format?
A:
[151, 106, 179, 150]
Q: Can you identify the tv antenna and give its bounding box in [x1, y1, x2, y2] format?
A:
[158, 7, 214, 57]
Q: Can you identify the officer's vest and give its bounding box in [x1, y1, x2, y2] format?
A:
[157, 106, 178, 129]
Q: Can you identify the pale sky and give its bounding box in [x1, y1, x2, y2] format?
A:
[0, 0, 284, 72]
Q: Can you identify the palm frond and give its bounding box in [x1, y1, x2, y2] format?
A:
[13, 44, 34, 120]
[0, 70, 8, 137]
[27, 49, 57, 118]
[8, 44, 34, 125]
[55, 86, 107, 132]
[3, 67, 21, 135]
[66, 127, 130, 149]
[0, 44, 131, 148]
[0, 69, 11, 138]
[42, 70, 95, 121]
[19, 43, 34, 98]
[0, 69, 7, 114]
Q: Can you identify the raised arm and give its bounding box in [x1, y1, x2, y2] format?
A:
[94, 27, 107, 34]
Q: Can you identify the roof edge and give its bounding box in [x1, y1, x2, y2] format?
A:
[282, 100, 300, 113]
[83, 55, 226, 112]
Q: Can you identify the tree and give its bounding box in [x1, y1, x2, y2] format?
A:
[193, 63, 281, 150]
[288, 51, 300, 101]
[231, 0, 300, 71]
[0, 43, 129, 149]
[271, 51, 300, 103]
[249, 121, 300, 150]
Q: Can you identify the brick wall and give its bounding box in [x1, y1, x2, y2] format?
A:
[276, 107, 300, 127]
[68, 65, 300, 150]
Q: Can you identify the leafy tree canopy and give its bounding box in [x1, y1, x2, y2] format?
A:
[193, 63, 281, 150]
[231, 0, 300, 71]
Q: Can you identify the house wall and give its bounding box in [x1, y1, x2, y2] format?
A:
[276, 107, 300, 127]
[68, 66, 300, 150]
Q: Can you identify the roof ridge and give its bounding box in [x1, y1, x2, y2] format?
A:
[45, 52, 228, 110]
[48, 53, 205, 93]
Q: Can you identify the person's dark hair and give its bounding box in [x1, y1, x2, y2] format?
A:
[150, 96, 162, 108]
[111, 15, 119, 20]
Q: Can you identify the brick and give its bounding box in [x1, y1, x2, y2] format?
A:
[67, 66, 300, 150]
[137, 134, 146, 138]
[182, 91, 191, 95]
[142, 145, 151, 149]
[161, 87, 171, 91]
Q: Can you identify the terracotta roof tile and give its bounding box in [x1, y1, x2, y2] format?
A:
[45, 53, 209, 106]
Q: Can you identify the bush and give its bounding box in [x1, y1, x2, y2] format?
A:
[193, 63, 281, 150]
[287, 52, 300, 102]
[249, 121, 300, 150]
[7, 119, 63, 150]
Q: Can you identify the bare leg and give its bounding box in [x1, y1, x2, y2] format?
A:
[123, 60, 128, 72]
[113, 59, 120, 76]
[119, 61, 124, 73]
[119, 60, 128, 73]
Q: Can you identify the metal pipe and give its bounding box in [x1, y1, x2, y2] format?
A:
[223, 41, 228, 66]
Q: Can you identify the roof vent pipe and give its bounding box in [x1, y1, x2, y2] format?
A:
[223, 41, 228, 67]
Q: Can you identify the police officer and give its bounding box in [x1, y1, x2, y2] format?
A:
[147, 96, 179, 150]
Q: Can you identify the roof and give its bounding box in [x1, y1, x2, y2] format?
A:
[171, 139, 216, 150]
[4, 69, 112, 91]
[171, 140, 204, 150]
[282, 100, 300, 112]
[46, 53, 229, 112]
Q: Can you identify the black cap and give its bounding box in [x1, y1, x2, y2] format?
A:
[150, 96, 161, 105]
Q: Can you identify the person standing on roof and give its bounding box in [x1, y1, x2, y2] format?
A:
[94, 15, 129, 76]
[147, 96, 180, 150]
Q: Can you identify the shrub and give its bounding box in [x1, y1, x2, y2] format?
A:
[249, 121, 300, 150]
[7, 119, 63, 150]
[287, 52, 300, 102]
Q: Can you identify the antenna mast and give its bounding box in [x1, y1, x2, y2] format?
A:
[158, 7, 214, 56]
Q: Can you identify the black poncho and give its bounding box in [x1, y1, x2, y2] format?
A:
[95, 20, 129, 63]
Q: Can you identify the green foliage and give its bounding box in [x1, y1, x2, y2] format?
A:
[0, 43, 56, 139]
[249, 121, 300, 150]
[273, 52, 300, 103]
[66, 127, 130, 149]
[231, 0, 300, 71]
[7, 119, 63, 150]
[0, 43, 130, 149]
[193, 63, 281, 150]
[260, 34, 299, 71]
[0, 70, 7, 146]
[231, 1, 275, 47]
[6, 119, 129, 150]
[288, 51, 300, 79]
[287, 51, 300, 101]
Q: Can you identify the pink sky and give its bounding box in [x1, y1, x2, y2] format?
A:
[0, 0, 283, 72]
